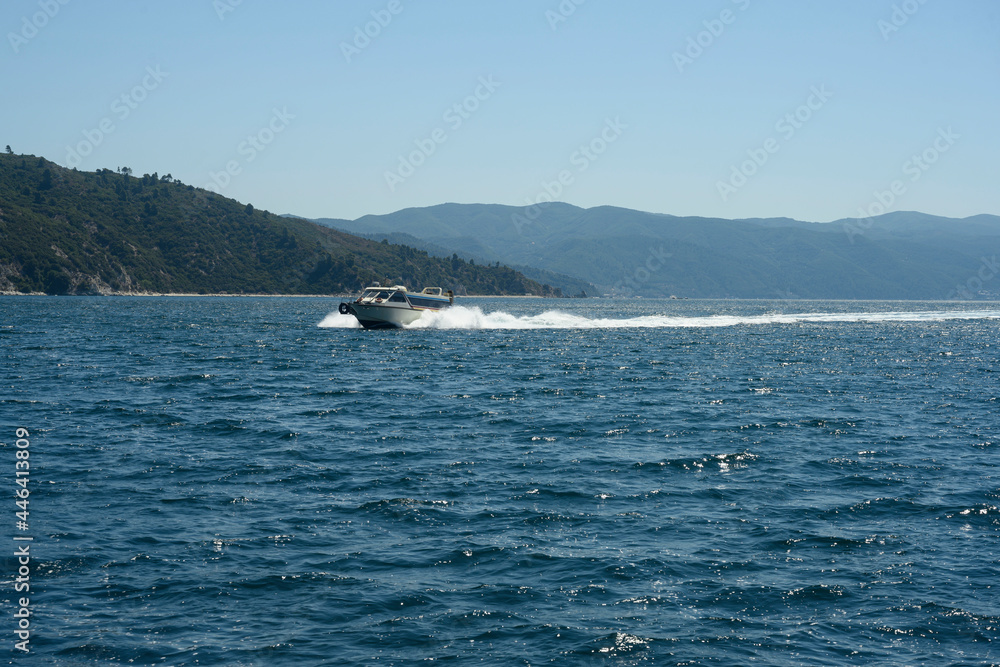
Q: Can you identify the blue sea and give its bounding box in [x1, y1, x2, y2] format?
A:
[2, 296, 999, 666]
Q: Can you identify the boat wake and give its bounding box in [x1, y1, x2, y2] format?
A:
[318, 311, 362, 328]
[319, 306, 1000, 330]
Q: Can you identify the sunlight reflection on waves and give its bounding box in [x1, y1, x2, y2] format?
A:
[318, 305, 1000, 330]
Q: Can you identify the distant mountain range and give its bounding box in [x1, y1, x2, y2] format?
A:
[0, 155, 561, 297]
[308, 204, 1000, 299]
[5, 151, 995, 300]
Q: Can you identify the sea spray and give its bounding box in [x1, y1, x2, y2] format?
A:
[318, 311, 361, 328]
[318, 304, 1000, 330]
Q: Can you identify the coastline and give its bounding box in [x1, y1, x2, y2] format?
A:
[0, 291, 556, 298]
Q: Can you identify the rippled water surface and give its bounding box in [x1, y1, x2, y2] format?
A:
[2, 296, 999, 665]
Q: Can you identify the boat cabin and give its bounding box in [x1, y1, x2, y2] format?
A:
[356, 285, 453, 308]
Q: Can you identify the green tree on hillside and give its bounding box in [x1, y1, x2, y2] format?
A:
[0, 152, 561, 296]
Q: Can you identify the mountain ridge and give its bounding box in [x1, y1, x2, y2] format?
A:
[308, 203, 1000, 299]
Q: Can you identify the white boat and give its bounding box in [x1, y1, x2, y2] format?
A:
[339, 284, 454, 329]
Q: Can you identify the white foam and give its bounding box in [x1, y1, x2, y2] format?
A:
[405, 306, 767, 329]
[319, 305, 1000, 331]
[317, 312, 361, 328]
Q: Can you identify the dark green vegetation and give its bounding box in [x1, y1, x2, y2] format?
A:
[317, 204, 1000, 299]
[321, 228, 598, 298]
[0, 155, 560, 296]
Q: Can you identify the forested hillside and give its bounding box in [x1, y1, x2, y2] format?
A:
[0, 154, 560, 296]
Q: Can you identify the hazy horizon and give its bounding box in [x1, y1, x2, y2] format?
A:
[299, 202, 999, 227]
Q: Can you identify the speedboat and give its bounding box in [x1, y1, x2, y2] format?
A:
[338, 284, 454, 329]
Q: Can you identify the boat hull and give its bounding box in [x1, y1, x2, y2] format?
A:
[345, 303, 425, 329]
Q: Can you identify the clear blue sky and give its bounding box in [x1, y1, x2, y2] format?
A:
[4, 0, 998, 222]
